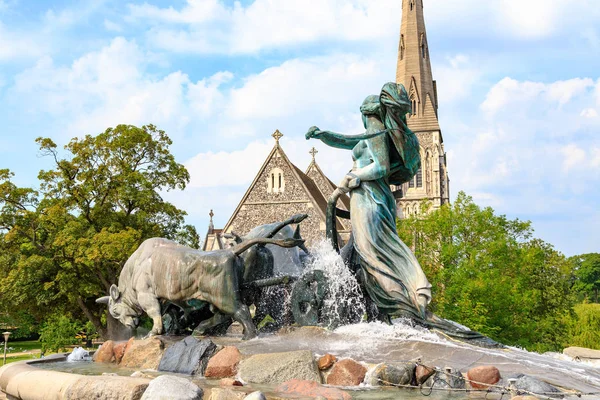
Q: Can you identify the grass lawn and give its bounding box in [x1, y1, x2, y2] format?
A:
[4, 340, 42, 354]
[1, 354, 40, 365]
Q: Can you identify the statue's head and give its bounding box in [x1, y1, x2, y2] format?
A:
[360, 95, 382, 127]
[96, 284, 140, 329]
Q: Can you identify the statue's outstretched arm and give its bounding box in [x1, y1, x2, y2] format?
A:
[306, 126, 386, 150]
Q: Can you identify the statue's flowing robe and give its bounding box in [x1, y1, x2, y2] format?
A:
[351, 82, 431, 318]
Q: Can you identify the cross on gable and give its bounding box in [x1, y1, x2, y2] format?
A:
[272, 129, 283, 143]
[209, 209, 214, 221]
[309, 147, 318, 161]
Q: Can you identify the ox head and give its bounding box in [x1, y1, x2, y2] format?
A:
[96, 284, 140, 329]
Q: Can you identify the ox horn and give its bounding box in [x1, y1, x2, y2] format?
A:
[96, 296, 110, 304]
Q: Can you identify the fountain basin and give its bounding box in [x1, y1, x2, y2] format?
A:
[2, 323, 599, 400]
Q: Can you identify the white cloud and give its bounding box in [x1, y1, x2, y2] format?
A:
[591, 148, 600, 168]
[130, 0, 401, 54]
[10, 38, 196, 137]
[126, 0, 600, 55]
[581, 108, 598, 118]
[560, 144, 587, 172]
[433, 54, 481, 104]
[0, 23, 44, 61]
[481, 77, 594, 115]
[227, 55, 382, 120]
[449, 73, 600, 222]
[103, 19, 122, 32]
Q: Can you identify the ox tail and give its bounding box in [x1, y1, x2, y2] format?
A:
[231, 237, 305, 256]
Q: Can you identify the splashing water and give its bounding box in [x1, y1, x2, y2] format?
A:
[304, 241, 366, 328]
[67, 347, 91, 362]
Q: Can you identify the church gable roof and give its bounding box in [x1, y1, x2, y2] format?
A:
[222, 131, 332, 235]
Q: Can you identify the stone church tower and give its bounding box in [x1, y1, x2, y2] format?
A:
[394, 0, 450, 216]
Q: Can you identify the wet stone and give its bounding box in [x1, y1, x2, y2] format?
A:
[121, 337, 165, 370]
[238, 350, 321, 384]
[158, 336, 217, 375]
[93, 340, 115, 363]
[415, 364, 436, 385]
[505, 374, 561, 396]
[318, 354, 337, 370]
[326, 359, 367, 386]
[367, 363, 415, 387]
[424, 367, 465, 389]
[205, 346, 241, 378]
[141, 375, 203, 400]
[466, 365, 501, 389]
[276, 379, 351, 400]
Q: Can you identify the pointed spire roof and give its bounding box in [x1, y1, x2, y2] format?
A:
[396, 0, 441, 134]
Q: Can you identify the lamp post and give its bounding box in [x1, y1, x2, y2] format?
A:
[3, 331, 10, 366]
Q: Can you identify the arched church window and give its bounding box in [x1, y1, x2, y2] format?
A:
[408, 177, 414, 188]
[410, 0, 415, 11]
[420, 34, 426, 59]
[411, 98, 417, 115]
[268, 168, 285, 193]
[416, 167, 423, 187]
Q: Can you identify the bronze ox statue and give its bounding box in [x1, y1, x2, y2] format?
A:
[96, 214, 307, 340]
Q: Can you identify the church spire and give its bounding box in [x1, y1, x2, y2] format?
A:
[396, 0, 440, 132]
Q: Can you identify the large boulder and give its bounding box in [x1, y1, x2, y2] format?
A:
[158, 336, 217, 375]
[466, 365, 501, 389]
[205, 346, 242, 378]
[504, 374, 561, 396]
[326, 359, 366, 386]
[93, 340, 115, 363]
[113, 341, 129, 364]
[121, 337, 165, 370]
[141, 375, 203, 400]
[276, 379, 351, 400]
[366, 363, 415, 387]
[243, 392, 267, 400]
[415, 364, 436, 385]
[65, 376, 149, 400]
[563, 346, 600, 361]
[238, 350, 320, 384]
[424, 367, 465, 389]
[208, 388, 246, 400]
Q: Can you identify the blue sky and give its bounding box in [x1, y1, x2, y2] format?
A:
[0, 0, 599, 256]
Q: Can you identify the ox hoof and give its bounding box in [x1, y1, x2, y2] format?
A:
[242, 329, 258, 341]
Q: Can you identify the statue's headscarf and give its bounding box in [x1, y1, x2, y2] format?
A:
[379, 82, 421, 185]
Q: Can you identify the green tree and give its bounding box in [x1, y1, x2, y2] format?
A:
[39, 314, 82, 353]
[0, 124, 198, 338]
[570, 253, 600, 303]
[397, 192, 574, 351]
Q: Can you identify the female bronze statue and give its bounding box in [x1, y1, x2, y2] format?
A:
[306, 82, 431, 320]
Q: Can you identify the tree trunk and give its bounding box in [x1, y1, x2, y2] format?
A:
[76, 296, 108, 339]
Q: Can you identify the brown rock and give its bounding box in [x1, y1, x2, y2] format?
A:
[120, 337, 165, 370]
[277, 379, 351, 400]
[93, 340, 115, 363]
[415, 364, 436, 385]
[220, 378, 243, 387]
[326, 359, 367, 386]
[318, 354, 337, 370]
[208, 388, 246, 400]
[64, 376, 149, 400]
[205, 346, 242, 378]
[113, 341, 128, 364]
[466, 366, 501, 389]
